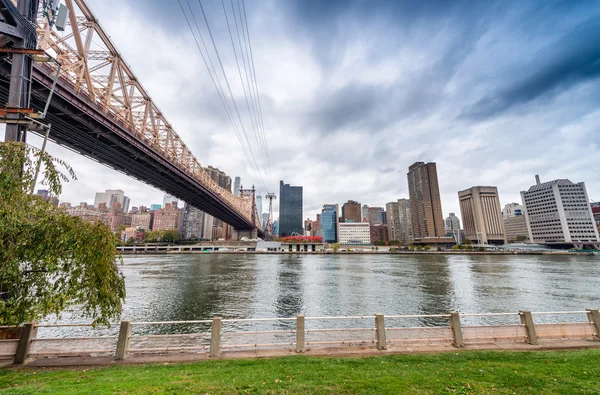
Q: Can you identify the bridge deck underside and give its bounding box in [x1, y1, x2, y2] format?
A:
[0, 64, 257, 232]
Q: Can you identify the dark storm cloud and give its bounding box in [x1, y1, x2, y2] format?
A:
[463, 16, 600, 119]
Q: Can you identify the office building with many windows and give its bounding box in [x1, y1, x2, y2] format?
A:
[321, 204, 339, 242]
[279, 180, 303, 237]
[521, 177, 599, 248]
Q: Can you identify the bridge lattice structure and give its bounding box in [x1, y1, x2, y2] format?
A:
[1, 0, 262, 233]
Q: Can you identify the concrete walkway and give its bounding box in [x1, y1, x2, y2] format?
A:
[6, 339, 599, 369]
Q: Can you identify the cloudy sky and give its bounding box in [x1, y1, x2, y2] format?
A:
[3, 0, 600, 221]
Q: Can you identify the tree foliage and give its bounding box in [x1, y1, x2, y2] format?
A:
[0, 142, 125, 326]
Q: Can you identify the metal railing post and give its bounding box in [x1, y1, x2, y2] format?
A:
[519, 310, 538, 345]
[375, 314, 386, 350]
[586, 309, 600, 341]
[209, 317, 222, 357]
[449, 311, 464, 348]
[14, 322, 37, 365]
[296, 315, 305, 353]
[115, 320, 132, 360]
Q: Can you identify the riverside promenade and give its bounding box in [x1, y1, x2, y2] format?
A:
[3, 309, 600, 368]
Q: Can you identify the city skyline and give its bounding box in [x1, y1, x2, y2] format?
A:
[2, 0, 599, 221]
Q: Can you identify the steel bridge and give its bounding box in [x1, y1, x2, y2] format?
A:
[0, 0, 262, 235]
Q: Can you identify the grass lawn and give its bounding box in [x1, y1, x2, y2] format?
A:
[1, 349, 599, 394]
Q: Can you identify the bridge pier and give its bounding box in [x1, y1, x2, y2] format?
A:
[232, 229, 258, 240]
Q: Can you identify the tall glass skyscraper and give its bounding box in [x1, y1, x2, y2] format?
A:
[279, 180, 303, 237]
[321, 204, 339, 242]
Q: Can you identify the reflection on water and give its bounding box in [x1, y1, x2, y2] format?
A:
[40, 254, 600, 336]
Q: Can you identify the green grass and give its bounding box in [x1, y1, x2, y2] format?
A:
[1, 349, 600, 394]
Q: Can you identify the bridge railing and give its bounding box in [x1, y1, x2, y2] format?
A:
[4, 308, 599, 364]
[34, 0, 260, 230]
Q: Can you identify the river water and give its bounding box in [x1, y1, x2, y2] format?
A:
[41, 254, 600, 337]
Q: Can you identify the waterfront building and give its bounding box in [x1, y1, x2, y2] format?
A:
[181, 203, 205, 240]
[370, 224, 389, 244]
[59, 202, 72, 209]
[321, 204, 339, 242]
[279, 180, 303, 237]
[342, 200, 362, 223]
[458, 186, 506, 245]
[339, 223, 371, 245]
[445, 213, 461, 232]
[504, 215, 529, 243]
[502, 203, 524, 219]
[521, 176, 600, 248]
[592, 202, 600, 233]
[233, 176, 241, 196]
[102, 209, 131, 232]
[94, 189, 130, 213]
[407, 162, 453, 246]
[386, 199, 413, 244]
[153, 202, 182, 233]
[131, 207, 153, 230]
[150, 204, 161, 211]
[368, 207, 384, 225]
[313, 214, 321, 237]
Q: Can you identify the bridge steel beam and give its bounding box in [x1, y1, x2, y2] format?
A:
[0, 61, 261, 234]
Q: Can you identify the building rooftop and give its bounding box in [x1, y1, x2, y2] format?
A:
[525, 179, 574, 192]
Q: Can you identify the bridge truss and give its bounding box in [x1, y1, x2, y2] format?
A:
[1, 0, 262, 233]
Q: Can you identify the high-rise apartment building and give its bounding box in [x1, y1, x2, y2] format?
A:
[279, 180, 303, 237]
[94, 189, 130, 213]
[386, 199, 413, 244]
[152, 202, 182, 233]
[162, 194, 178, 208]
[342, 200, 362, 223]
[321, 204, 339, 242]
[445, 213, 461, 231]
[521, 177, 599, 247]
[233, 176, 241, 196]
[367, 207, 384, 225]
[370, 224, 389, 244]
[459, 186, 506, 245]
[361, 205, 369, 223]
[181, 203, 205, 240]
[131, 207, 153, 230]
[407, 162, 447, 242]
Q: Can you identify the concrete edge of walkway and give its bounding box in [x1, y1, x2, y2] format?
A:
[2, 339, 600, 369]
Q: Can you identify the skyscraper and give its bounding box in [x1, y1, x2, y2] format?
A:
[521, 177, 599, 247]
[445, 213, 461, 232]
[367, 207, 384, 225]
[279, 180, 303, 237]
[386, 199, 412, 244]
[95, 189, 130, 213]
[181, 203, 205, 240]
[407, 162, 447, 242]
[458, 186, 506, 245]
[321, 204, 339, 242]
[233, 176, 241, 196]
[342, 200, 361, 223]
[361, 205, 369, 223]
[162, 193, 178, 208]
